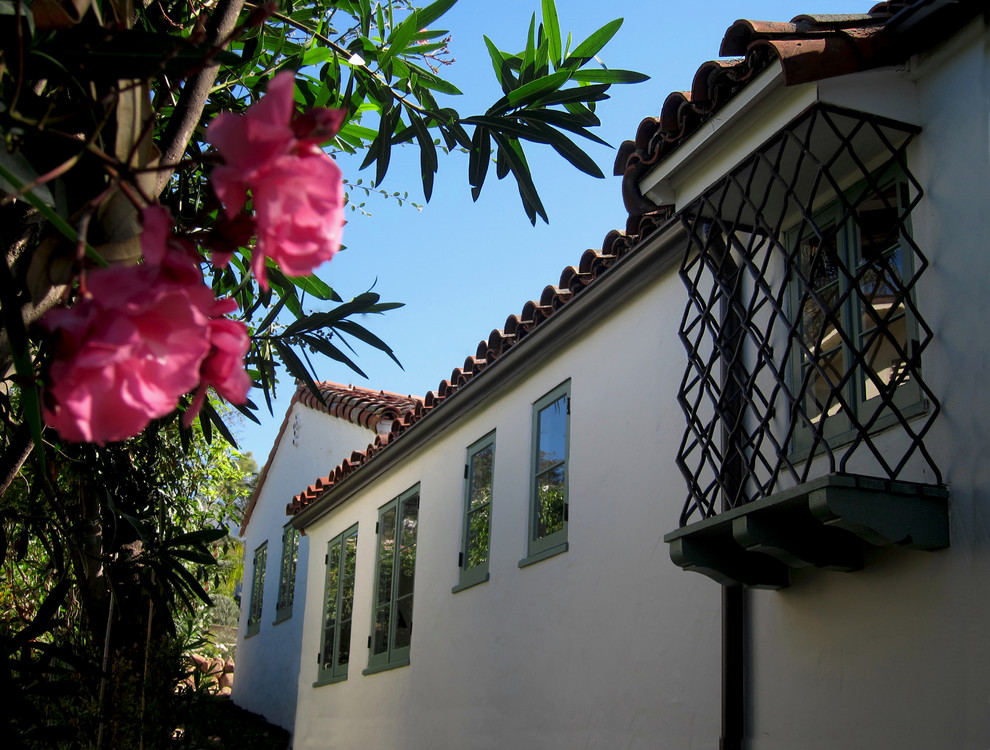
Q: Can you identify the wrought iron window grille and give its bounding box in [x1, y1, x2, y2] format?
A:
[674, 103, 942, 527]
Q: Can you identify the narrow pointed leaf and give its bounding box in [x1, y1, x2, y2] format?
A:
[407, 111, 438, 201]
[416, 0, 457, 28]
[542, 0, 562, 68]
[570, 68, 649, 84]
[468, 125, 491, 191]
[492, 132, 548, 224]
[334, 319, 402, 366]
[562, 18, 623, 68]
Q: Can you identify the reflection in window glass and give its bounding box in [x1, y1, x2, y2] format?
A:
[276, 525, 299, 615]
[368, 487, 418, 671]
[524, 382, 570, 564]
[247, 543, 266, 635]
[459, 436, 495, 585]
[319, 525, 357, 683]
[535, 395, 568, 540]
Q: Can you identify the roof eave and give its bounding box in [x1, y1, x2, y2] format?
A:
[290, 219, 691, 532]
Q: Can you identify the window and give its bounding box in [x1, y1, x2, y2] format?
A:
[453, 432, 495, 593]
[316, 524, 358, 685]
[521, 382, 570, 567]
[274, 524, 299, 623]
[246, 542, 267, 637]
[364, 486, 419, 674]
[790, 172, 923, 453]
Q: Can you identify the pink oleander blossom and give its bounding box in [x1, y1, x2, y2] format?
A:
[185, 298, 252, 426]
[43, 207, 250, 443]
[207, 71, 345, 288]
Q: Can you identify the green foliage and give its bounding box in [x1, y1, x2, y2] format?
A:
[0, 408, 256, 747]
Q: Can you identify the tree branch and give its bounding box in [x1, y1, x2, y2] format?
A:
[155, 0, 246, 196]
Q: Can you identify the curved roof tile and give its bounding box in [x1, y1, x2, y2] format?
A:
[240, 382, 421, 533]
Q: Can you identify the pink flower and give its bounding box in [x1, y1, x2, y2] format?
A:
[42, 207, 250, 443]
[251, 147, 343, 279]
[185, 298, 252, 426]
[207, 71, 346, 289]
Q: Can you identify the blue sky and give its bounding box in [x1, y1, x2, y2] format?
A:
[236, 0, 866, 462]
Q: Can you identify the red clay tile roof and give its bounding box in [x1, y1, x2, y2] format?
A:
[240, 382, 422, 533]
[286, 0, 983, 519]
[285, 231, 644, 517]
[614, 0, 984, 235]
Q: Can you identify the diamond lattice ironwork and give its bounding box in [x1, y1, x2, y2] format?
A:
[675, 104, 941, 526]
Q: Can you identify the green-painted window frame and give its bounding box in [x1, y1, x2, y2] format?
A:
[274, 523, 299, 624]
[246, 542, 267, 638]
[520, 381, 570, 568]
[364, 485, 419, 675]
[788, 168, 924, 456]
[453, 431, 496, 593]
[315, 524, 358, 686]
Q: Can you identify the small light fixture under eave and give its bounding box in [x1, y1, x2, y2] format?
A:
[637, 61, 922, 214]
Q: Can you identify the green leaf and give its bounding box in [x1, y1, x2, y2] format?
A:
[290, 274, 341, 302]
[562, 17, 623, 68]
[407, 111, 438, 201]
[570, 68, 650, 84]
[383, 10, 420, 64]
[463, 115, 547, 144]
[282, 292, 385, 336]
[468, 126, 491, 195]
[302, 46, 334, 66]
[417, 0, 457, 28]
[519, 109, 609, 147]
[273, 339, 322, 401]
[201, 398, 239, 448]
[502, 69, 570, 111]
[297, 334, 369, 378]
[531, 82, 610, 108]
[491, 133, 548, 224]
[334, 320, 402, 366]
[542, 0, 562, 68]
[521, 14, 537, 82]
[358, 0, 372, 37]
[483, 35, 517, 95]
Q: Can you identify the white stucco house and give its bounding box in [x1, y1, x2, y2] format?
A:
[232, 382, 422, 730]
[239, 1, 990, 747]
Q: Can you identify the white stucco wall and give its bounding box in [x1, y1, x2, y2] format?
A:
[742, 18, 990, 750]
[282, 16, 990, 750]
[292, 263, 722, 750]
[232, 403, 377, 731]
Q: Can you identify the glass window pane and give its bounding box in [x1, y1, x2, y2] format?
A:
[855, 184, 908, 402]
[337, 619, 351, 669]
[537, 396, 567, 471]
[466, 506, 490, 569]
[469, 445, 494, 509]
[373, 604, 390, 656]
[535, 465, 565, 538]
[394, 595, 413, 650]
[400, 495, 419, 550]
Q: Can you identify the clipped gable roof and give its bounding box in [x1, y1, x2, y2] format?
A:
[240, 382, 422, 533]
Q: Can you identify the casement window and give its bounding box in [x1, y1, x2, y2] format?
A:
[274, 524, 299, 623]
[789, 172, 923, 453]
[315, 524, 358, 686]
[364, 486, 419, 674]
[453, 432, 495, 593]
[520, 381, 570, 567]
[246, 542, 267, 637]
